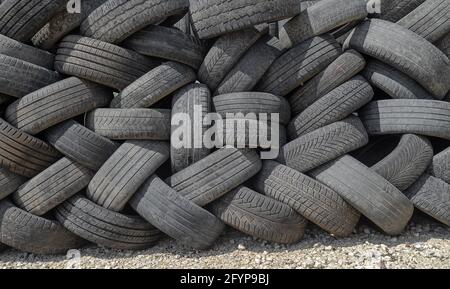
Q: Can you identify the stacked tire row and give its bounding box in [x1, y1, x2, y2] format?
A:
[0, 0, 448, 255]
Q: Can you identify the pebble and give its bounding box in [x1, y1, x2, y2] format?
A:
[237, 244, 246, 251]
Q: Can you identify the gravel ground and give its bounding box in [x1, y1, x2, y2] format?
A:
[0, 215, 449, 269]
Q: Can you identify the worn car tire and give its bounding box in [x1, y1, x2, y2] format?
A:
[210, 186, 307, 243]
[56, 196, 161, 250]
[0, 167, 27, 201]
[5, 77, 112, 135]
[87, 141, 169, 212]
[379, 0, 426, 22]
[130, 175, 225, 249]
[359, 100, 450, 140]
[166, 148, 262, 207]
[85, 109, 171, 140]
[428, 147, 450, 183]
[310, 155, 414, 235]
[12, 158, 94, 216]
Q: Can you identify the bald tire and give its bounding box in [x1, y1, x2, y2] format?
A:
[0, 200, 84, 255]
[56, 196, 161, 250]
[311, 155, 414, 235]
[211, 186, 307, 244]
[130, 175, 225, 250]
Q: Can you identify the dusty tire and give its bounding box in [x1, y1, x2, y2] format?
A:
[0, 167, 26, 201]
[32, 0, 107, 50]
[87, 141, 169, 212]
[44, 120, 119, 171]
[397, 0, 450, 43]
[288, 76, 374, 139]
[371, 134, 434, 191]
[130, 175, 225, 249]
[252, 161, 360, 237]
[210, 186, 307, 243]
[110, 62, 196, 109]
[0, 0, 66, 42]
[12, 158, 94, 216]
[5, 77, 112, 135]
[0, 118, 60, 178]
[405, 174, 450, 226]
[428, 147, 450, 183]
[213, 92, 291, 125]
[0, 34, 54, 69]
[289, 49, 366, 115]
[215, 36, 284, 96]
[123, 25, 205, 69]
[0, 55, 61, 98]
[343, 19, 450, 98]
[198, 27, 266, 91]
[279, 116, 368, 173]
[311, 155, 414, 235]
[85, 109, 171, 140]
[166, 148, 262, 207]
[279, 0, 368, 47]
[360, 99, 450, 140]
[379, 0, 426, 22]
[190, 0, 302, 39]
[363, 60, 435, 100]
[257, 35, 341, 97]
[80, 0, 189, 43]
[0, 200, 84, 255]
[436, 33, 450, 57]
[56, 196, 161, 250]
[55, 35, 158, 91]
[171, 84, 212, 173]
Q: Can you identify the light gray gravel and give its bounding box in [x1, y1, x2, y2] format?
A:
[0, 215, 449, 269]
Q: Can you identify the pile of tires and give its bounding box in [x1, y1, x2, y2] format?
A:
[0, 0, 448, 254]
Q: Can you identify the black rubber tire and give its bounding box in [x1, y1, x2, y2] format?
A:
[310, 155, 414, 235]
[110, 62, 196, 109]
[5, 77, 112, 135]
[0, 167, 26, 201]
[428, 147, 450, 183]
[257, 35, 341, 97]
[289, 49, 366, 115]
[198, 27, 266, 91]
[210, 186, 307, 243]
[85, 108, 171, 140]
[31, 0, 107, 50]
[190, 0, 303, 39]
[130, 175, 225, 249]
[397, 0, 450, 43]
[0, 118, 61, 178]
[379, 0, 426, 22]
[288, 76, 374, 139]
[436, 33, 450, 57]
[405, 174, 450, 226]
[0, 34, 54, 69]
[123, 25, 205, 69]
[56, 196, 161, 250]
[279, 0, 368, 47]
[343, 19, 450, 98]
[0, 54, 61, 98]
[363, 60, 436, 100]
[80, 0, 189, 44]
[214, 36, 284, 96]
[55, 35, 158, 91]
[359, 99, 450, 140]
[371, 134, 434, 191]
[252, 161, 360, 237]
[87, 141, 169, 212]
[213, 92, 291, 125]
[171, 83, 212, 173]
[45, 120, 119, 171]
[0, 242, 6, 252]
[0, 0, 66, 42]
[279, 116, 368, 173]
[12, 158, 94, 216]
[0, 200, 84, 255]
[166, 148, 262, 207]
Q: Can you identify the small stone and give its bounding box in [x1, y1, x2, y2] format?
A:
[238, 244, 246, 251]
[324, 246, 333, 251]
